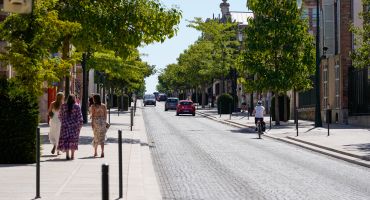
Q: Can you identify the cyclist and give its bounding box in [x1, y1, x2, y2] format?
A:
[253, 101, 265, 131]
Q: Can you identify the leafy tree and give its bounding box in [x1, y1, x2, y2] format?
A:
[157, 18, 241, 106]
[87, 50, 155, 94]
[189, 18, 240, 94]
[0, 0, 80, 95]
[177, 40, 214, 107]
[351, 0, 370, 68]
[244, 0, 315, 125]
[157, 63, 188, 94]
[55, 0, 181, 121]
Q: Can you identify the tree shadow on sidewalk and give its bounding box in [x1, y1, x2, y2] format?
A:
[106, 137, 140, 144]
[343, 143, 370, 158]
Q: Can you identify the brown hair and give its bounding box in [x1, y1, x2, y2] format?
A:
[67, 94, 76, 114]
[53, 92, 64, 110]
[93, 94, 101, 105]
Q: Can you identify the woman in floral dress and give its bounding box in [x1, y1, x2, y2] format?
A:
[58, 94, 83, 160]
[90, 94, 107, 157]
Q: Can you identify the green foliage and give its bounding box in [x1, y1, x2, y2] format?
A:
[217, 93, 233, 114]
[57, 0, 181, 57]
[88, 50, 155, 93]
[0, 0, 80, 95]
[351, 0, 370, 68]
[157, 63, 188, 93]
[157, 18, 240, 93]
[189, 18, 240, 80]
[0, 0, 181, 96]
[243, 0, 315, 94]
[0, 79, 39, 164]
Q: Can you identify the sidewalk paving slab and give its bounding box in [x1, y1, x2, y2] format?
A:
[0, 104, 160, 200]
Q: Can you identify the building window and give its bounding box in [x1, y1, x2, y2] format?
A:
[312, 8, 317, 28]
[323, 2, 335, 55]
[335, 65, 340, 108]
[323, 65, 328, 108]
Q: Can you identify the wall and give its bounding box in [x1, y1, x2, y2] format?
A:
[348, 116, 370, 128]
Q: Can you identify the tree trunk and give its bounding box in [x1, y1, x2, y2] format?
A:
[220, 75, 225, 94]
[202, 86, 206, 108]
[283, 94, 288, 121]
[275, 93, 280, 125]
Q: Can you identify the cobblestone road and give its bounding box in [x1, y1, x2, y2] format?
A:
[143, 103, 370, 200]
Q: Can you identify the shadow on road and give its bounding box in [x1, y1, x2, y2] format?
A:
[343, 143, 370, 158]
[230, 128, 258, 135]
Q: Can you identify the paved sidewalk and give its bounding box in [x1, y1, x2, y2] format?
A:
[0, 103, 160, 200]
[196, 107, 370, 168]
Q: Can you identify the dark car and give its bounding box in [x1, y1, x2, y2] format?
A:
[176, 100, 195, 116]
[165, 98, 179, 111]
[143, 94, 156, 106]
[157, 93, 167, 101]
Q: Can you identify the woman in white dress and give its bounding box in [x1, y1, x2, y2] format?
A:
[48, 92, 64, 155]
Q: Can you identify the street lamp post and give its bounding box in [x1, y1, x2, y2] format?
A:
[315, 0, 322, 127]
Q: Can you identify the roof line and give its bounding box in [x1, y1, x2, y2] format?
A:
[229, 11, 253, 13]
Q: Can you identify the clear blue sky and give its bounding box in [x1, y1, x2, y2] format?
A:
[140, 0, 248, 94]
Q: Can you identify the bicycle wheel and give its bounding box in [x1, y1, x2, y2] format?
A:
[258, 122, 262, 139]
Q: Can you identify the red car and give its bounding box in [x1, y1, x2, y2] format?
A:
[176, 100, 196, 116]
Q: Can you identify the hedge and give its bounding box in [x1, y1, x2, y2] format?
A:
[0, 78, 39, 164]
[217, 93, 233, 114]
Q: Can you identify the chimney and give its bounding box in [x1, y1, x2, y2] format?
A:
[220, 0, 231, 21]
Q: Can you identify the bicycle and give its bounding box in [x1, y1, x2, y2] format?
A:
[256, 119, 263, 139]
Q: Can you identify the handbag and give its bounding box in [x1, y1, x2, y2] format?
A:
[106, 122, 110, 129]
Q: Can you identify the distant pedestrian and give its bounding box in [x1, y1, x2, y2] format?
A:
[48, 92, 64, 155]
[90, 94, 108, 157]
[58, 94, 83, 160]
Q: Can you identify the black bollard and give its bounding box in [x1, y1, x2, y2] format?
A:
[134, 99, 137, 116]
[131, 107, 134, 130]
[295, 109, 298, 137]
[102, 163, 109, 200]
[36, 128, 41, 199]
[118, 130, 123, 198]
[108, 107, 111, 124]
[326, 109, 331, 136]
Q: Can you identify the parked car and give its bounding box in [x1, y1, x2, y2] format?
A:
[165, 98, 179, 111]
[157, 93, 167, 101]
[176, 100, 195, 116]
[143, 94, 156, 106]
